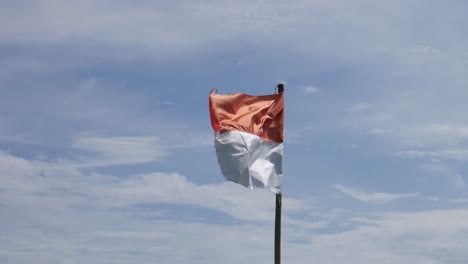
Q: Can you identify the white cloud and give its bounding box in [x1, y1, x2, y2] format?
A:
[0, 1, 298, 58]
[0, 148, 322, 263]
[454, 174, 466, 189]
[0, 76, 204, 148]
[171, 134, 213, 148]
[450, 198, 468, 203]
[424, 124, 468, 138]
[303, 85, 322, 95]
[397, 149, 468, 161]
[398, 124, 468, 148]
[156, 101, 174, 105]
[368, 128, 392, 135]
[0, 149, 308, 223]
[3, 150, 468, 263]
[284, 129, 303, 144]
[71, 135, 168, 167]
[349, 103, 370, 112]
[421, 163, 466, 190]
[4, 205, 468, 264]
[333, 184, 420, 204]
[289, 210, 468, 264]
[421, 163, 452, 175]
[6, 0, 463, 63]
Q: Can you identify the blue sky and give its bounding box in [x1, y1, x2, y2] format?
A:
[1, 1, 468, 263]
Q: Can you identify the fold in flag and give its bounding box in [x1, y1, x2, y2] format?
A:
[209, 91, 284, 193]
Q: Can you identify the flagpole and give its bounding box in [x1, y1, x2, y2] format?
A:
[275, 192, 282, 264]
[275, 84, 284, 264]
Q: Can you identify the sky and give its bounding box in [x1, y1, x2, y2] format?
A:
[1, 0, 468, 263]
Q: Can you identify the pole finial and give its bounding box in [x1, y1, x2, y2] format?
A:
[277, 84, 284, 94]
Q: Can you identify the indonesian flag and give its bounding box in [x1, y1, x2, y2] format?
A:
[209, 91, 284, 193]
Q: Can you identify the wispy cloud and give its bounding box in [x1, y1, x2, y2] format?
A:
[397, 149, 468, 161]
[349, 103, 370, 113]
[368, 128, 392, 135]
[0, 150, 308, 223]
[454, 174, 466, 189]
[71, 135, 168, 167]
[156, 101, 174, 105]
[333, 184, 420, 204]
[420, 163, 466, 190]
[302, 85, 322, 95]
[3, 149, 468, 263]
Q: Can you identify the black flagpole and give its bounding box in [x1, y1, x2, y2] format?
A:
[275, 192, 282, 264]
[275, 84, 284, 264]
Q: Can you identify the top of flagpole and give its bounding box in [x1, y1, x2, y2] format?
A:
[277, 84, 284, 94]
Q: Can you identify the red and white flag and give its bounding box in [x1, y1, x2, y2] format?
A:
[209, 91, 284, 193]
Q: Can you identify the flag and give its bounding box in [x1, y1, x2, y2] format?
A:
[209, 90, 284, 193]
